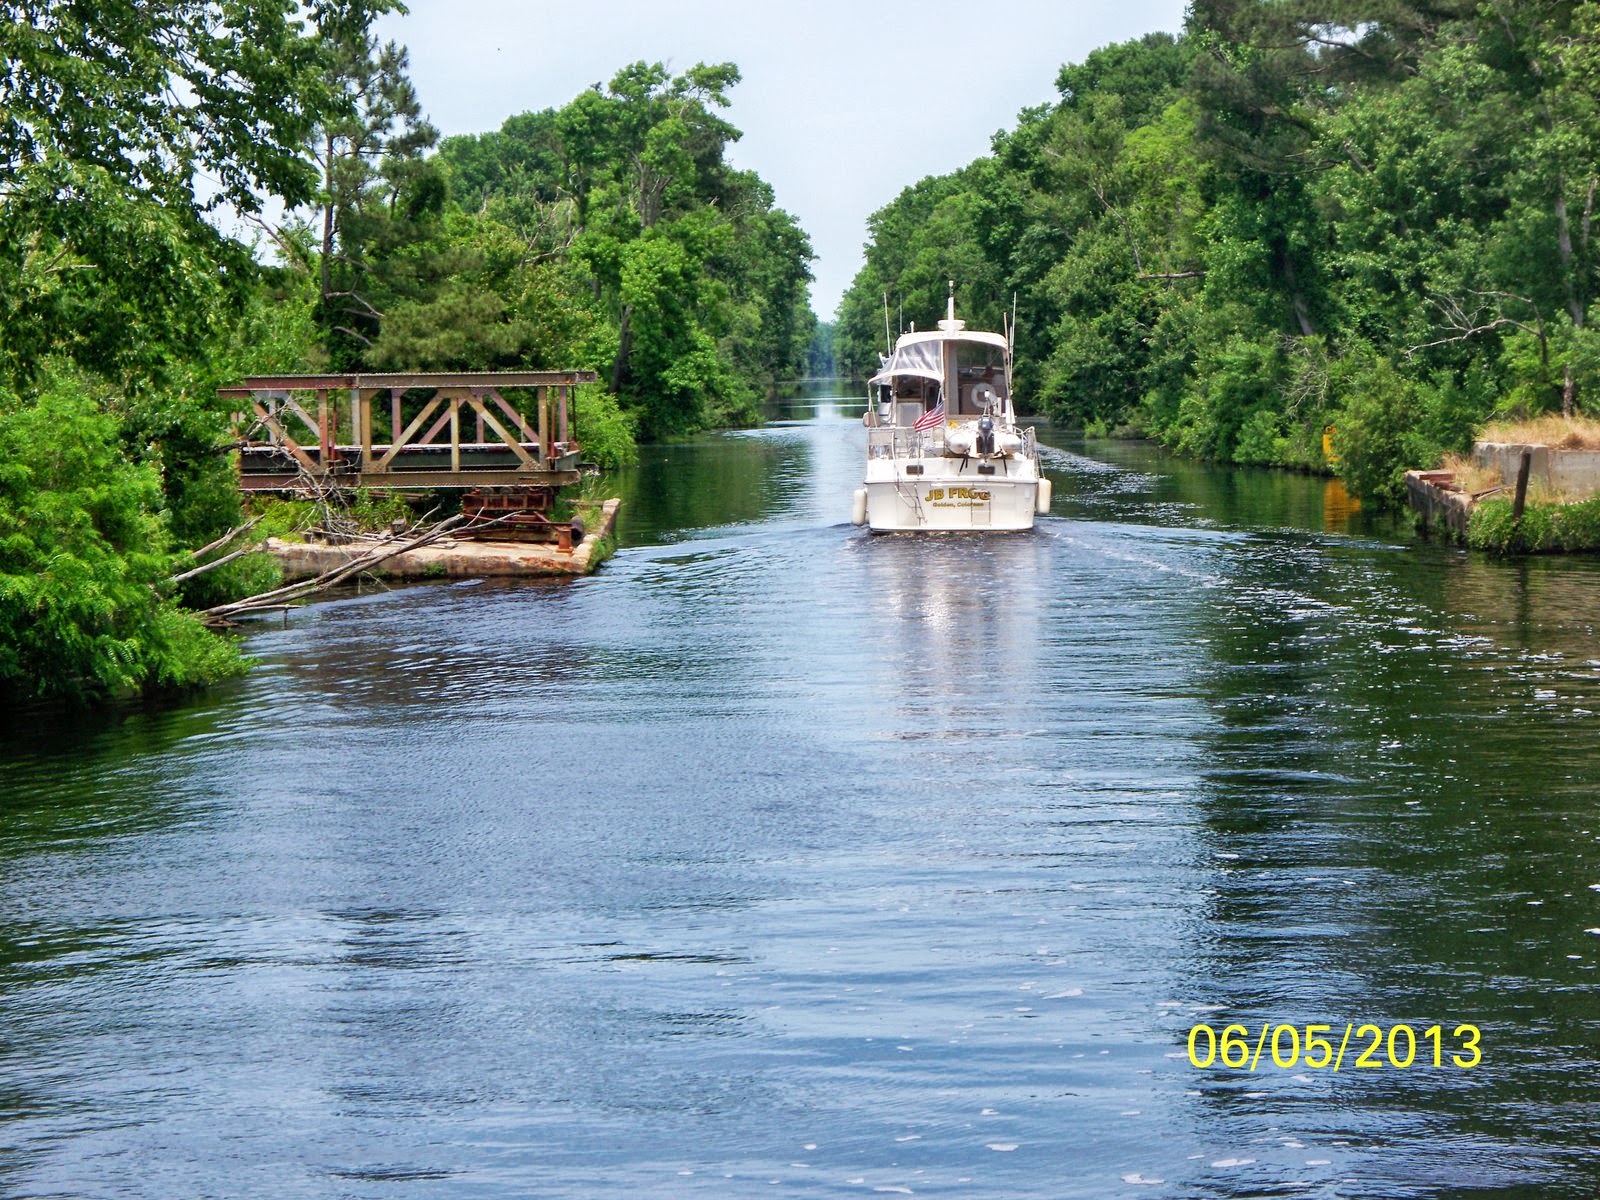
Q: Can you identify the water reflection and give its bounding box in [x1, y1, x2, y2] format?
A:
[6, 409, 1600, 1196]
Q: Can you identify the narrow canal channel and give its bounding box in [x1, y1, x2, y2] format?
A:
[6, 390, 1600, 1197]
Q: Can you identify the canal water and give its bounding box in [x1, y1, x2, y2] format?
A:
[5, 393, 1600, 1198]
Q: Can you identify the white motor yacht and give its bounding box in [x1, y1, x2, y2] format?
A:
[852, 287, 1049, 531]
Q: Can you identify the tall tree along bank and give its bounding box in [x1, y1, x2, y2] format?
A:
[837, 5, 1600, 507]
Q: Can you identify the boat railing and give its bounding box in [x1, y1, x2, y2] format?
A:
[868, 424, 1038, 462]
[867, 427, 939, 460]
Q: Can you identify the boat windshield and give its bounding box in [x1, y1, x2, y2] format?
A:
[880, 340, 943, 385]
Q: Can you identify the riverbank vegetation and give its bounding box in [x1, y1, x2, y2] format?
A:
[1, 3, 817, 705]
[837, 2, 1600, 509]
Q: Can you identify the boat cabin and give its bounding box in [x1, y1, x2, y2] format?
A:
[869, 329, 1012, 428]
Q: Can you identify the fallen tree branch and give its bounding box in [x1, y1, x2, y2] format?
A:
[199, 510, 519, 625]
[173, 515, 264, 574]
[170, 543, 256, 586]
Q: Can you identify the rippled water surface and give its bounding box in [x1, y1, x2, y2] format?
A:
[6, 395, 1600, 1197]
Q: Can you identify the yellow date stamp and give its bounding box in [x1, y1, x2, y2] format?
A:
[1187, 1023, 1482, 1071]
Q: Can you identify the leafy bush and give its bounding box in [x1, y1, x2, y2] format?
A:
[572, 383, 639, 469]
[1467, 496, 1600, 554]
[0, 374, 245, 703]
[1332, 356, 1424, 509]
[1466, 499, 1523, 552]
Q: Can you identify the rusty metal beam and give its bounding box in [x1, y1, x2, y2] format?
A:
[240, 468, 582, 492]
[220, 370, 597, 396]
[464, 394, 539, 470]
[226, 371, 594, 493]
[376, 396, 445, 469]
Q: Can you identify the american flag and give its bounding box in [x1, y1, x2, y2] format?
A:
[913, 402, 945, 432]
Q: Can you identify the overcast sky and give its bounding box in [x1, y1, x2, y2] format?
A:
[375, 0, 1189, 320]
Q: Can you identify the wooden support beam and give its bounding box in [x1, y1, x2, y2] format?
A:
[1513, 450, 1532, 520]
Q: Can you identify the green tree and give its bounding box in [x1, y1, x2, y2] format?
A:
[435, 62, 815, 439]
[0, 1, 392, 703]
[0, 374, 246, 703]
[306, 25, 440, 367]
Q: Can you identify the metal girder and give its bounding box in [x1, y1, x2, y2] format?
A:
[219, 371, 597, 396]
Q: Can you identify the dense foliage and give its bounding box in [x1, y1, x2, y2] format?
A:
[0, 0, 384, 703]
[837, 3, 1600, 505]
[304, 59, 819, 445]
[1, 4, 817, 703]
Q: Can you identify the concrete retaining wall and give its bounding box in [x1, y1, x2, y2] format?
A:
[268, 498, 621, 581]
[1405, 471, 1474, 541]
[1474, 443, 1600, 496]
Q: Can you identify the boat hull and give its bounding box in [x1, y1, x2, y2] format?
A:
[862, 475, 1038, 532]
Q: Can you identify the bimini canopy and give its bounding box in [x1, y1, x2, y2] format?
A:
[868, 330, 1009, 389]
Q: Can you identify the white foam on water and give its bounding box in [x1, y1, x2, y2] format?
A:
[1122, 1174, 1166, 1185]
[986, 1143, 1019, 1151]
[1211, 1157, 1256, 1168]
